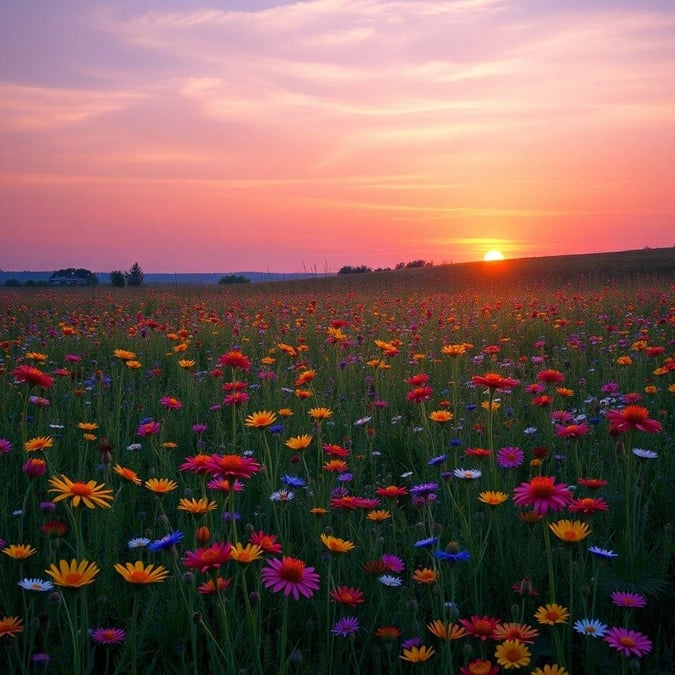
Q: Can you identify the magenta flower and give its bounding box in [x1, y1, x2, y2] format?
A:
[261, 556, 320, 600]
[606, 406, 662, 434]
[91, 627, 126, 646]
[497, 446, 524, 468]
[159, 396, 182, 410]
[513, 476, 572, 515]
[0, 438, 12, 454]
[381, 554, 405, 573]
[137, 421, 160, 437]
[610, 591, 647, 608]
[604, 627, 652, 657]
[182, 542, 232, 574]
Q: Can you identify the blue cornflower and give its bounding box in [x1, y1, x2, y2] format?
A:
[588, 546, 618, 560]
[414, 537, 439, 549]
[269, 424, 284, 435]
[428, 454, 447, 466]
[281, 475, 307, 488]
[435, 548, 471, 564]
[449, 438, 463, 447]
[148, 531, 184, 551]
[337, 472, 353, 483]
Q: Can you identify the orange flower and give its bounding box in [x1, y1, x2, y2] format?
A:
[24, 436, 54, 452]
[177, 497, 217, 516]
[114, 561, 169, 584]
[478, 491, 509, 506]
[549, 519, 591, 543]
[0, 616, 24, 639]
[320, 533, 355, 553]
[534, 603, 569, 625]
[285, 435, 313, 451]
[113, 349, 136, 361]
[144, 478, 178, 494]
[427, 619, 468, 641]
[366, 509, 391, 522]
[114, 465, 141, 485]
[2, 544, 37, 560]
[413, 568, 438, 584]
[309, 406, 332, 421]
[429, 410, 453, 424]
[245, 410, 278, 428]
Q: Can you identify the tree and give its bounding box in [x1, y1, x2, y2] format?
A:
[49, 268, 98, 286]
[110, 270, 125, 287]
[338, 265, 372, 275]
[125, 262, 144, 287]
[218, 275, 251, 284]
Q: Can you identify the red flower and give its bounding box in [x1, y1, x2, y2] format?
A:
[217, 351, 251, 371]
[206, 454, 261, 479]
[249, 530, 282, 554]
[606, 406, 662, 434]
[459, 615, 500, 641]
[182, 542, 232, 573]
[471, 374, 520, 392]
[555, 423, 589, 439]
[536, 369, 564, 384]
[12, 365, 54, 389]
[406, 386, 433, 403]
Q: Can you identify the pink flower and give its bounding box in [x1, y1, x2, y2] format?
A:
[606, 406, 662, 434]
[160, 396, 182, 410]
[137, 421, 160, 437]
[513, 477, 572, 515]
[261, 556, 320, 600]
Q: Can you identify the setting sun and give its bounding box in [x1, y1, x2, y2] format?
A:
[483, 250, 505, 262]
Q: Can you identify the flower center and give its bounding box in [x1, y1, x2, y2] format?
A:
[70, 483, 92, 496]
[529, 477, 554, 497]
[619, 636, 635, 648]
[280, 558, 304, 582]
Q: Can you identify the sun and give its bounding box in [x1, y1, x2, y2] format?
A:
[483, 250, 505, 262]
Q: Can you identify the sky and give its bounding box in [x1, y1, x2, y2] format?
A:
[1, 0, 674, 273]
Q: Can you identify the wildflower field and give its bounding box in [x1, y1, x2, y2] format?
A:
[0, 261, 673, 674]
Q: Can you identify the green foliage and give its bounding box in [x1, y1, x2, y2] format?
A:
[109, 270, 125, 287]
[338, 264, 372, 274]
[4, 278, 21, 286]
[49, 267, 99, 285]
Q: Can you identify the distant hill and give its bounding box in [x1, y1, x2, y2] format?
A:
[0, 270, 333, 285]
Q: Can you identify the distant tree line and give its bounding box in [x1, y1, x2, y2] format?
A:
[109, 262, 145, 287]
[338, 259, 434, 275]
[49, 268, 99, 286]
[218, 275, 251, 285]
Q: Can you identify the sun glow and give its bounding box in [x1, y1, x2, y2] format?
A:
[483, 250, 505, 261]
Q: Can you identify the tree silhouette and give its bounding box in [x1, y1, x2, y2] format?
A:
[125, 262, 144, 287]
[109, 270, 125, 287]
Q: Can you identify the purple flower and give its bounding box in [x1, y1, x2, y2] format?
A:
[610, 591, 647, 608]
[604, 626, 652, 657]
[409, 482, 438, 495]
[332, 616, 359, 637]
[382, 554, 405, 573]
[0, 438, 12, 453]
[91, 627, 126, 645]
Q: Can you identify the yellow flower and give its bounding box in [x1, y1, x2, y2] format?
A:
[113, 349, 136, 361]
[144, 478, 178, 494]
[320, 533, 355, 553]
[441, 344, 469, 357]
[400, 645, 435, 662]
[49, 475, 113, 509]
[427, 619, 468, 641]
[429, 410, 453, 424]
[481, 400, 501, 411]
[285, 435, 313, 451]
[46, 559, 100, 587]
[0, 616, 24, 639]
[177, 497, 217, 516]
[534, 603, 569, 626]
[478, 491, 509, 506]
[531, 666, 568, 675]
[549, 519, 591, 544]
[2, 544, 37, 560]
[244, 410, 278, 428]
[24, 436, 54, 452]
[114, 561, 169, 584]
[494, 639, 531, 670]
[178, 359, 196, 369]
[230, 543, 264, 564]
[413, 568, 438, 584]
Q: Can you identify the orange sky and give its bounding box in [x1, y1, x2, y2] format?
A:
[1, 1, 674, 272]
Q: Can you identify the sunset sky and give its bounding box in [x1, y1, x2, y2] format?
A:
[1, 0, 674, 273]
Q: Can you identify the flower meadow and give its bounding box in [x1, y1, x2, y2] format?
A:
[0, 276, 673, 674]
